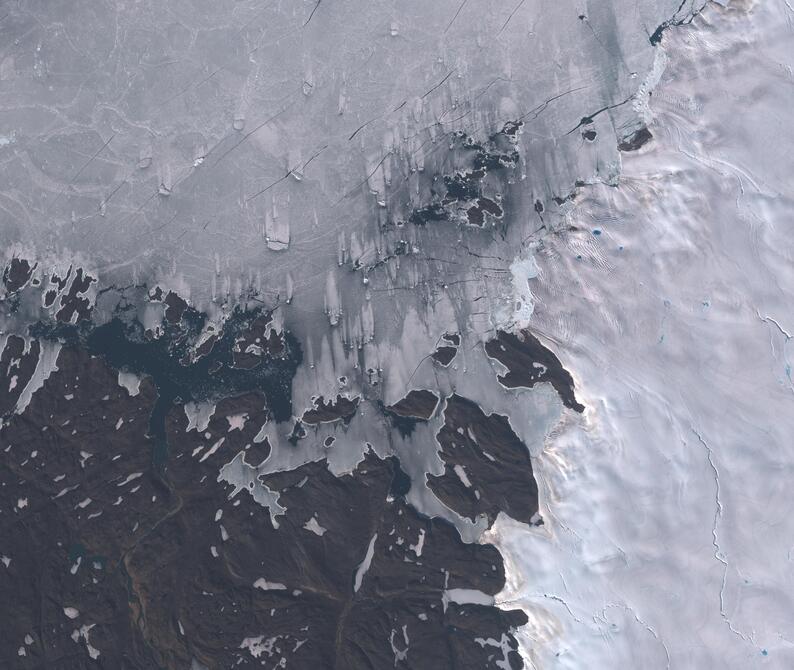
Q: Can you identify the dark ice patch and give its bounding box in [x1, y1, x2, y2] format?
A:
[164, 291, 188, 324]
[288, 419, 308, 445]
[0, 335, 40, 415]
[386, 455, 412, 497]
[231, 313, 286, 370]
[167, 391, 270, 468]
[432, 346, 457, 366]
[301, 394, 360, 425]
[0, 354, 528, 670]
[428, 394, 538, 525]
[30, 307, 302, 470]
[442, 332, 461, 346]
[485, 329, 584, 412]
[55, 268, 95, 324]
[431, 333, 461, 366]
[3, 257, 35, 293]
[618, 126, 653, 152]
[405, 128, 518, 229]
[193, 333, 218, 360]
[409, 202, 449, 226]
[387, 389, 439, 421]
[50, 266, 72, 293]
[466, 197, 503, 227]
[0, 346, 171, 669]
[381, 389, 440, 437]
[4, 297, 534, 669]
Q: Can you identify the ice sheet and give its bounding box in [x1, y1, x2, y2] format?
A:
[487, 2, 794, 667]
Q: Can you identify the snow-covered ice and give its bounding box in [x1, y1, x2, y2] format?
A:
[487, 3, 794, 667]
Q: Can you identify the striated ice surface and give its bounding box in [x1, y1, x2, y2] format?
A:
[1, 0, 702, 350]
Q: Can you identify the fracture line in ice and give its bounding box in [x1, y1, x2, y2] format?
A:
[599, 602, 671, 670]
[692, 427, 755, 646]
[756, 312, 794, 394]
[757, 312, 793, 340]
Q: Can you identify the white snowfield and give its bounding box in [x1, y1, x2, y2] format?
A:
[487, 2, 794, 668]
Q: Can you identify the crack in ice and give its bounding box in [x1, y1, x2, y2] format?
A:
[599, 603, 671, 670]
[692, 428, 755, 646]
[757, 311, 793, 340]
